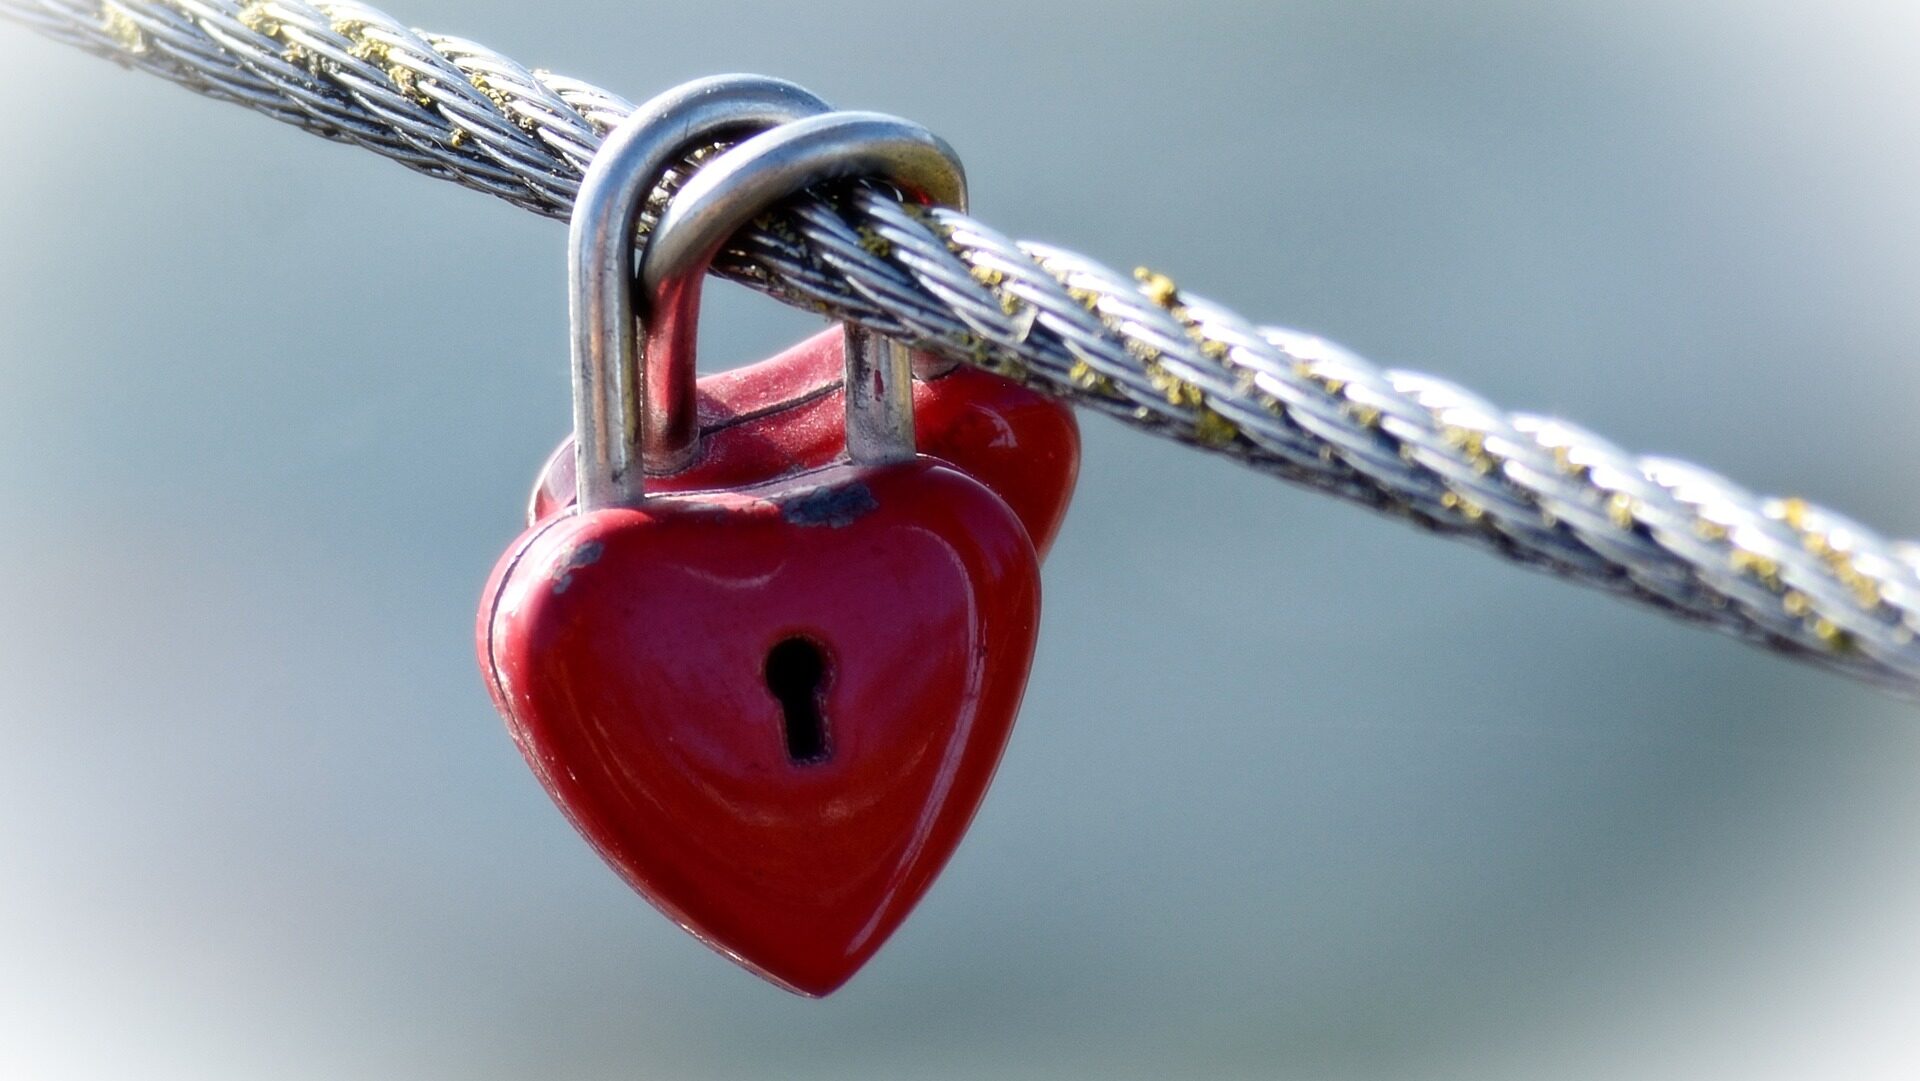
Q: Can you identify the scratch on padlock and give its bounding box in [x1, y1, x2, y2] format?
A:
[551, 541, 605, 594]
[779, 483, 879, 528]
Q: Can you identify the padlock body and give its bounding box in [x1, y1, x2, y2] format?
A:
[528, 328, 1080, 555]
[481, 458, 1041, 996]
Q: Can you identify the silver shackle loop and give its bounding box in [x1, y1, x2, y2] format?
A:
[638, 112, 969, 486]
[569, 75, 831, 512]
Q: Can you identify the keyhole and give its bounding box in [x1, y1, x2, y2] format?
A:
[765, 637, 830, 764]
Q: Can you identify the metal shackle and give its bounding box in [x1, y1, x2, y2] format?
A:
[571, 97, 969, 511]
[636, 112, 968, 488]
[569, 74, 832, 512]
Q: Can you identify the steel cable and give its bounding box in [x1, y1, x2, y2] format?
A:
[7, 0, 1920, 692]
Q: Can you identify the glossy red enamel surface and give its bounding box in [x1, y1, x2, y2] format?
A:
[481, 459, 1041, 996]
[528, 328, 1081, 555]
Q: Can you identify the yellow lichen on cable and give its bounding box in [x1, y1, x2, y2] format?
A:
[332, 18, 428, 107]
[1607, 493, 1638, 531]
[1133, 267, 1178, 308]
[100, 2, 145, 55]
[855, 226, 891, 259]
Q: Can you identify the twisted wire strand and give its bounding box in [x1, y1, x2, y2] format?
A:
[7, 0, 1920, 693]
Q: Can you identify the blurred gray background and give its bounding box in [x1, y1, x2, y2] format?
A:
[4, 2, 1920, 1078]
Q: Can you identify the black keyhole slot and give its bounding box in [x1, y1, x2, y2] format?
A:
[765, 636, 831, 764]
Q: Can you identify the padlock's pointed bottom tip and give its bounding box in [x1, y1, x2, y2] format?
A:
[768, 971, 849, 1000]
[724, 949, 861, 999]
[683, 920, 867, 998]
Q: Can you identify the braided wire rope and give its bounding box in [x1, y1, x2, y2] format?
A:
[8, 0, 1920, 692]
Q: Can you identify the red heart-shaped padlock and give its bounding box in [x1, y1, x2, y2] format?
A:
[484, 459, 1039, 995]
[527, 327, 1080, 557]
[480, 85, 1056, 996]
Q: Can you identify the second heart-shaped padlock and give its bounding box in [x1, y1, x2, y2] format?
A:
[480, 76, 1062, 996]
[525, 327, 1080, 556]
